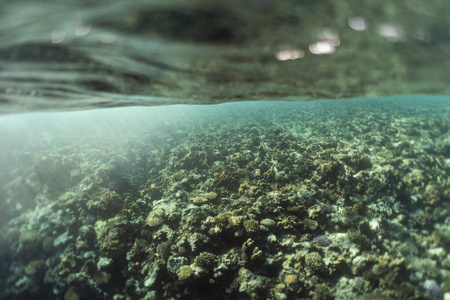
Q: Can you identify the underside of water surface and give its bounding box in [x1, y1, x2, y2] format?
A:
[1, 0, 450, 113]
[1, 0, 450, 299]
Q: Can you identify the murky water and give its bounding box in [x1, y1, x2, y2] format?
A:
[1, 1, 450, 299]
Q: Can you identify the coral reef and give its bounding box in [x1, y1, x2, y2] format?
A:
[0, 98, 449, 299]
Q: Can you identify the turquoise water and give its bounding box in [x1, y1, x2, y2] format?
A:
[1, 0, 450, 299]
[1, 96, 450, 299]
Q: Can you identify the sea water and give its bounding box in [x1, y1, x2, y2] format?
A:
[0, 1, 449, 299]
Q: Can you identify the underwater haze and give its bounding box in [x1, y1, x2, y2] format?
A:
[1, 0, 450, 300]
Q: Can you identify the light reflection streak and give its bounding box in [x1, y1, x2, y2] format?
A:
[309, 41, 335, 55]
[275, 48, 304, 61]
[309, 28, 340, 55]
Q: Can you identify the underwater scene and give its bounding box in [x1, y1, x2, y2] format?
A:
[1, 0, 450, 300]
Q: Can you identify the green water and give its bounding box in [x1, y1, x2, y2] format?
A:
[1, 0, 450, 113]
[1, 0, 450, 299]
[1, 97, 449, 299]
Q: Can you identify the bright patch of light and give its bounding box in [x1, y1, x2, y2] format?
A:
[377, 24, 404, 42]
[51, 31, 66, 44]
[75, 24, 92, 36]
[275, 48, 304, 61]
[309, 28, 340, 55]
[348, 17, 367, 31]
[309, 41, 335, 55]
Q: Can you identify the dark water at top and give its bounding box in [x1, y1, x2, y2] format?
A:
[1, 0, 450, 113]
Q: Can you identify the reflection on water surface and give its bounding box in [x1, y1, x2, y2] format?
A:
[0, 0, 450, 112]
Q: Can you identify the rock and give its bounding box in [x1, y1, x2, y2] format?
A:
[260, 218, 276, 228]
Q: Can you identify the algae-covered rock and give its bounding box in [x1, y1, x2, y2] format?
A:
[93, 272, 111, 285]
[25, 260, 45, 275]
[260, 218, 276, 229]
[305, 252, 325, 273]
[190, 196, 208, 204]
[177, 265, 194, 281]
[146, 208, 164, 227]
[87, 190, 123, 217]
[243, 219, 259, 234]
[284, 274, 298, 287]
[194, 252, 217, 268]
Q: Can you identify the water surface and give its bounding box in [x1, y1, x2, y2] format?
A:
[1, 0, 450, 112]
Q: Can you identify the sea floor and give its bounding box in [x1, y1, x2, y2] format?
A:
[0, 96, 449, 299]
